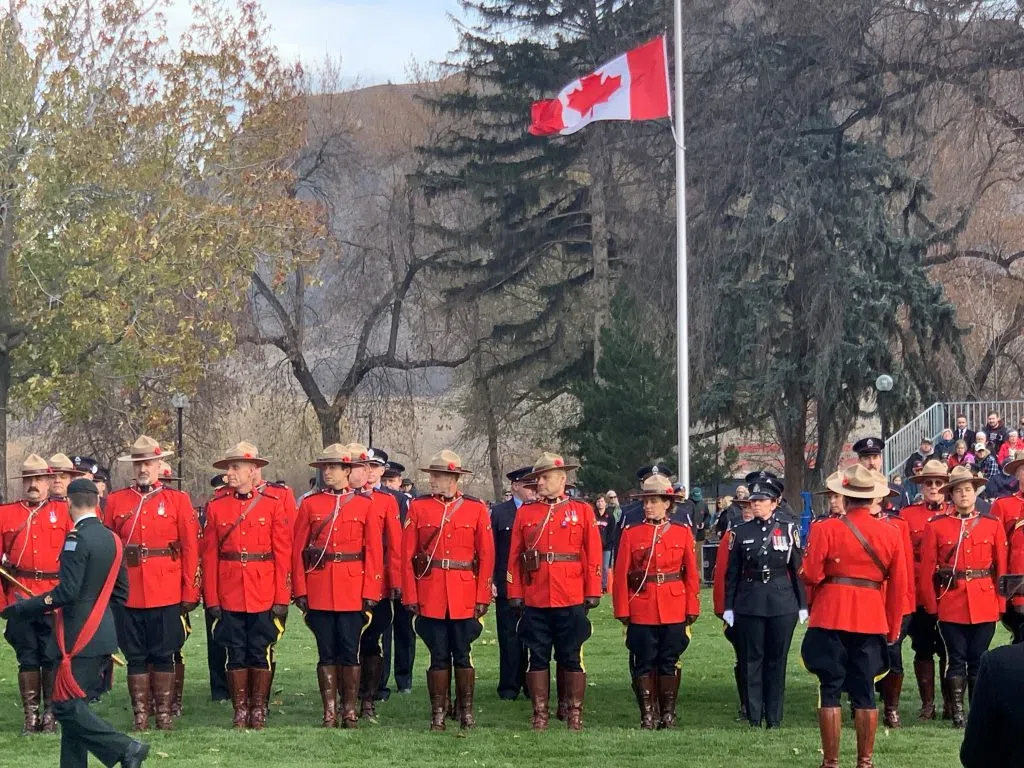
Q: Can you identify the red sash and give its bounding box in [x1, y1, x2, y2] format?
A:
[51, 534, 123, 703]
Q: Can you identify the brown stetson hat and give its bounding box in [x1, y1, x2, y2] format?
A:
[1002, 451, 1024, 477]
[630, 474, 684, 500]
[908, 460, 949, 485]
[48, 453, 87, 476]
[522, 452, 579, 481]
[117, 435, 173, 464]
[418, 449, 473, 476]
[212, 441, 270, 470]
[825, 465, 892, 500]
[939, 465, 987, 494]
[309, 443, 371, 468]
[11, 454, 54, 480]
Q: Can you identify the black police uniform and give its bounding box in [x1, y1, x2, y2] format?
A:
[724, 480, 807, 728]
[491, 471, 531, 700]
[4, 505, 148, 768]
[203, 476, 230, 701]
[383, 470, 416, 694]
[961, 643, 1024, 768]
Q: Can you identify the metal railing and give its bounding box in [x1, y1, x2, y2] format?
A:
[884, 400, 1024, 477]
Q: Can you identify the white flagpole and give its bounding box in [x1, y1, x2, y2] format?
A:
[673, 1, 690, 492]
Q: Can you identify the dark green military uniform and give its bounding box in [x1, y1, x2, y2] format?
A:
[3, 509, 148, 767]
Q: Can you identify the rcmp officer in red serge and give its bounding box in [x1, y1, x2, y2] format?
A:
[723, 471, 806, 729]
[354, 446, 403, 717]
[402, 450, 494, 731]
[292, 443, 383, 728]
[0, 454, 73, 734]
[613, 474, 699, 730]
[507, 452, 602, 732]
[491, 466, 535, 700]
[800, 465, 909, 768]
[202, 442, 293, 731]
[918, 464, 1007, 728]
[898, 458, 951, 719]
[103, 435, 200, 732]
[1, 478, 150, 768]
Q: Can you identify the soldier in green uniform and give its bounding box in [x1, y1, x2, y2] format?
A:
[2, 478, 149, 767]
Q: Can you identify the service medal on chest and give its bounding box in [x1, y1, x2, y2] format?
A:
[157, 502, 166, 517]
[49, 509, 57, 525]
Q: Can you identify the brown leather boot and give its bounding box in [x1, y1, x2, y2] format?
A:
[227, 668, 249, 729]
[172, 662, 185, 718]
[40, 668, 56, 733]
[634, 673, 656, 730]
[360, 655, 382, 720]
[127, 673, 152, 732]
[854, 707, 877, 768]
[18, 670, 41, 735]
[151, 671, 175, 731]
[657, 673, 680, 729]
[564, 670, 586, 732]
[818, 707, 841, 768]
[556, 665, 568, 721]
[316, 665, 338, 728]
[455, 668, 476, 730]
[340, 666, 360, 729]
[914, 659, 936, 720]
[248, 668, 273, 730]
[881, 673, 903, 728]
[948, 676, 966, 728]
[427, 668, 450, 732]
[526, 669, 550, 730]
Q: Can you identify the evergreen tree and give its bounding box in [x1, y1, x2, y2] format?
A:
[561, 294, 677, 494]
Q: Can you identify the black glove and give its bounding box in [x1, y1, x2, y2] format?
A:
[1014, 605, 1024, 616]
[408, 604, 420, 616]
[474, 603, 489, 618]
[271, 604, 289, 620]
[390, 588, 401, 601]
[294, 596, 309, 615]
[584, 596, 600, 611]
[508, 598, 524, 610]
[362, 599, 378, 612]
[0, 603, 16, 620]
[685, 614, 698, 627]
[206, 605, 222, 621]
[180, 601, 199, 616]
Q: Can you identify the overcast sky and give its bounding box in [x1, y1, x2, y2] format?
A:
[166, 0, 466, 84]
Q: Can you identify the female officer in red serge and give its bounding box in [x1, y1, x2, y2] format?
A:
[613, 474, 699, 729]
[292, 443, 383, 729]
[402, 450, 494, 732]
[801, 465, 909, 768]
[918, 464, 1007, 728]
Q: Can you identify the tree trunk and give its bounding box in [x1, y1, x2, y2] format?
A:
[316, 402, 344, 447]
[481, 383, 503, 501]
[774, 397, 808, 510]
[0, 355, 7, 500]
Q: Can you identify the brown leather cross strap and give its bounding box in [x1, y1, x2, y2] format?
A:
[218, 493, 266, 551]
[307, 492, 356, 550]
[840, 516, 888, 579]
[823, 576, 882, 590]
[11, 566, 60, 580]
[218, 551, 273, 562]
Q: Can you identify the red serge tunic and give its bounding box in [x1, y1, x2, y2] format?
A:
[918, 511, 1006, 624]
[291, 489, 383, 612]
[0, 500, 72, 607]
[507, 497, 602, 608]
[613, 520, 699, 624]
[104, 484, 200, 609]
[900, 501, 949, 607]
[992, 492, 1024, 536]
[365, 489, 402, 597]
[203, 487, 293, 613]
[800, 507, 908, 642]
[401, 494, 495, 620]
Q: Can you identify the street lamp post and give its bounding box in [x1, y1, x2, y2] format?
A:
[875, 373, 894, 445]
[170, 393, 189, 491]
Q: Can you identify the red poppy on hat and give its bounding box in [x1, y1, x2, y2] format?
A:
[448, 462, 456, 471]
[554, 458, 564, 467]
[154, 447, 161, 455]
[842, 478, 850, 486]
[244, 452, 253, 459]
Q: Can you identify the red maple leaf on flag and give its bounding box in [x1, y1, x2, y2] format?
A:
[566, 72, 622, 116]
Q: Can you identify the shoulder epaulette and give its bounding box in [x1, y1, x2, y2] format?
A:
[1013, 518, 1024, 533]
[927, 514, 946, 523]
[266, 481, 290, 489]
[462, 494, 482, 503]
[980, 512, 999, 521]
[259, 486, 283, 501]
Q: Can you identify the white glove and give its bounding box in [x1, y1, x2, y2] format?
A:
[723, 610, 735, 627]
[799, 609, 809, 625]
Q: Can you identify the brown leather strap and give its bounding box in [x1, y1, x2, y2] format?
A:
[434, 558, 475, 570]
[11, 566, 60, 580]
[124, 544, 177, 560]
[956, 567, 994, 580]
[318, 551, 363, 563]
[218, 493, 266, 551]
[540, 552, 581, 563]
[823, 576, 882, 590]
[218, 551, 273, 562]
[840, 516, 888, 579]
[307, 493, 356, 550]
[648, 572, 683, 584]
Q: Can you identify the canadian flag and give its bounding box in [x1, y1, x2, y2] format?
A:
[529, 36, 670, 137]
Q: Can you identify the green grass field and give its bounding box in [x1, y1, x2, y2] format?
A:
[0, 590, 977, 767]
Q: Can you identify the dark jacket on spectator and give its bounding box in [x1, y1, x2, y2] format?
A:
[904, 450, 934, 479]
[961, 644, 1024, 768]
[985, 473, 1018, 501]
